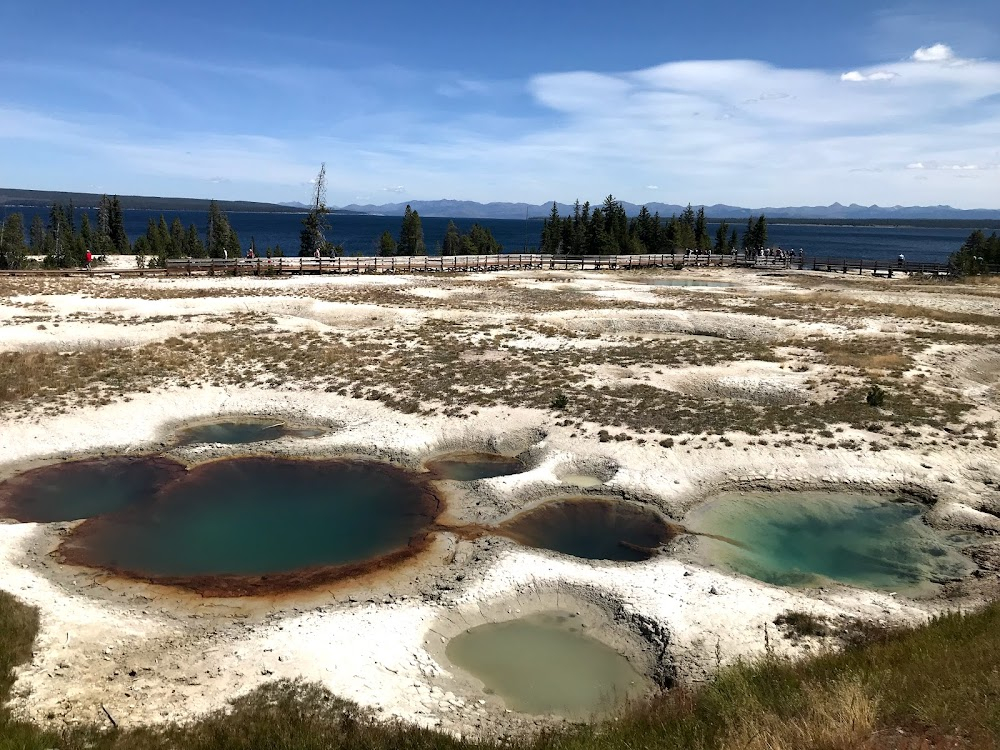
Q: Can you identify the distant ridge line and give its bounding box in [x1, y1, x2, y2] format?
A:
[339, 198, 1000, 222]
[0, 188, 356, 215]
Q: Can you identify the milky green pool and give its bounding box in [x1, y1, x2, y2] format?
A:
[445, 611, 650, 719]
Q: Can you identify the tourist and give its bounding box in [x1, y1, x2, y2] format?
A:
[85, 249, 92, 270]
[898, 253, 905, 267]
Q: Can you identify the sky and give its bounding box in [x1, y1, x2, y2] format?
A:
[1, 0, 999, 208]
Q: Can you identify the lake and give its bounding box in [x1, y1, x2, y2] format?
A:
[9, 206, 984, 263]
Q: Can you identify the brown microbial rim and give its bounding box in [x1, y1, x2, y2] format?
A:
[56, 531, 442, 598]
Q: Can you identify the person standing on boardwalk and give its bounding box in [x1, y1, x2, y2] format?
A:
[85, 249, 92, 270]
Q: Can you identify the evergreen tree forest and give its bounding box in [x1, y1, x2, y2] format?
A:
[539, 196, 768, 256]
[0, 198, 252, 269]
[949, 230, 1000, 275]
[376, 212, 503, 257]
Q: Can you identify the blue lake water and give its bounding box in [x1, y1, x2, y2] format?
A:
[10, 206, 984, 263]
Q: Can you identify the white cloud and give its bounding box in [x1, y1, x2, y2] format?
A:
[906, 162, 925, 169]
[912, 43, 955, 62]
[382, 185, 406, 193]
[645, 185, 660, 190]
[841, 70, 898, 82]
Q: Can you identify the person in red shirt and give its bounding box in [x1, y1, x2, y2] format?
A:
[85, 250, 93, 270]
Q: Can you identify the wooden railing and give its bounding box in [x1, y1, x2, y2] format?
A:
[3, 251, 995, 277]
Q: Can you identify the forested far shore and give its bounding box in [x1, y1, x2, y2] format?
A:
[0, 197, 508, 269]
[0, 188, 311, 214]
[540, 197, 770, 256]
[0, 195, 995, 270]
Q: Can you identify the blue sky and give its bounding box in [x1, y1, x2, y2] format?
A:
[1, 0, 998, 208]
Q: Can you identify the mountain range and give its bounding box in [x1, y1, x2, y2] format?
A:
[337, 199, 1000, 222]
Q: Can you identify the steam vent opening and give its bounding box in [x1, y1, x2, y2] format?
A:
[49, 457, 442, 596]
[499, 497, 679, 562]
[424, 452, 527, 482]
[445, 611, 652, 719]
[686, 491, 974, 592]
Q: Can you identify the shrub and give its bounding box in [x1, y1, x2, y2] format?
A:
[866, 384, 886, 408]
[549, 391, 568, 409]
[775, 611, 829, 638]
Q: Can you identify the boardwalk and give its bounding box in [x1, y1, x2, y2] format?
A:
[1, 252, 985, 278]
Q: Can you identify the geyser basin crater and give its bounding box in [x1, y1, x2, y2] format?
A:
[685, 490, 974, 594]
[171, 418, 327, 446]
[426, 588, 668, 724]
[498, 496, 680, 562]
[424, 451, 527, 482]
[49, 457, 443, 596]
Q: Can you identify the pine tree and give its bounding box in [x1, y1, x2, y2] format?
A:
[753, 215, 768, 253]
[156, 216, 171, 261]
[29, 215, 45, 254]
[441, 221, 461, 256]
[45, 203, 78, 267]
[300, 163, 331, 256]
[225, 225, 242, 259]
[0, 213, 27, 269]
[541, 203, 561, 254]
[729, 228, 738, 252]
[398, 205, 425, 256]
[186, 224, 205, 258]
[634, 205, 657, 253]
[949, 230, 1000, 275]
[468, 223, 502, 255]
[695, 207, 710, 251]
[206, 200, 240, 258]
[675, 209, 696, 251]
[602, 195, 627, 253]
[378, 230, 398, 257]
[79, 214, 94, 258]
[714, 220, 730, 252]
[145, 218, 162, 259]
[109, 196, 129, 253]
[664, 216, 679, 252]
